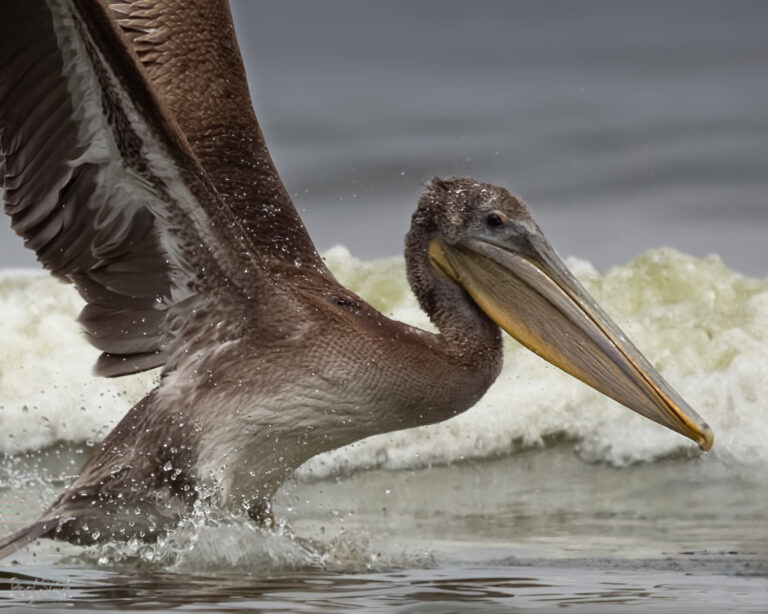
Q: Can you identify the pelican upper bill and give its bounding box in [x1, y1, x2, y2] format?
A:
[0, 0, 712, 559]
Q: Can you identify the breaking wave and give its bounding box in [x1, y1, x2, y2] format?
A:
[1, 247, 767, 471]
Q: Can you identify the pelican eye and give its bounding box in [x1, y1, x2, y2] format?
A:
[485, 211, 505, 228]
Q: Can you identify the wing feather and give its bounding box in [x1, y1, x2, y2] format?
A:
[104, 0, 328, 273]
[1, 0, 265, 376]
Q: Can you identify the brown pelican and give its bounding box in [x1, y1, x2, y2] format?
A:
[0, 0, 712, 559]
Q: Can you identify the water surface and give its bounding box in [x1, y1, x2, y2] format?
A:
[2, 250, 768, 611]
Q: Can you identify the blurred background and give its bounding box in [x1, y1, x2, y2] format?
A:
[2, 0, 767, 274]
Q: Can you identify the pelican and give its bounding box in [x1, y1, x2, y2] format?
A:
[0, 0, 712, 559]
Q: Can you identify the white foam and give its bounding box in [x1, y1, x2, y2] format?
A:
[0, 271, 156, 453]
[1, 247, 767, 471]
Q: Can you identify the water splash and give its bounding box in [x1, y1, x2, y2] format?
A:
[73, 511, 434, 574]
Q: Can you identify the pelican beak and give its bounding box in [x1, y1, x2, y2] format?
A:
[428, 230, 713, 451]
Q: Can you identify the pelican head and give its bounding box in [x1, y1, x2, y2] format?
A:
[410, 177, 713, 450]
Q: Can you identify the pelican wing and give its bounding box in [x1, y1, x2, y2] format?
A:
[0, 0, 266, 376]
[104, 0, 326, 272]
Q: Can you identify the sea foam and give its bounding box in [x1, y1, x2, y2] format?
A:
[1, 248, 766, 471]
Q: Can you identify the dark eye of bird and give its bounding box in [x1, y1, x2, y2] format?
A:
[485, 212, 504, 228]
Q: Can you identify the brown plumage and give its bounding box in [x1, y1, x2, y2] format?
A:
[0, 0, 712, 559]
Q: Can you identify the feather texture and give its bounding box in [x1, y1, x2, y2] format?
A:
[0, 0, 266, 376]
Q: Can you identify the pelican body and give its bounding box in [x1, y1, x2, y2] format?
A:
[0, 0, 712, 558]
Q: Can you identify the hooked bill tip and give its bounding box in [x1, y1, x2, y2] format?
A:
[697, 425, 714, 451]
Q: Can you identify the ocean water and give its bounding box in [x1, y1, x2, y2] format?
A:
[1, 250, 768, 611]
[3, 0, 768, 611]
